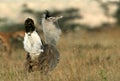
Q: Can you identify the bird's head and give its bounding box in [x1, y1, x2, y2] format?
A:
[24, 18, 35, 35]
[43, 10, 63, 22]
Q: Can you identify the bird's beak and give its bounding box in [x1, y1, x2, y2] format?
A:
[28, 32, 31, 36]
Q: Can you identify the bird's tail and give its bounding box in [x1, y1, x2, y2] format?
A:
[42, 11, 63, 46]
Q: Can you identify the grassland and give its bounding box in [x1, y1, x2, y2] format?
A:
[0, 27, 120, 81]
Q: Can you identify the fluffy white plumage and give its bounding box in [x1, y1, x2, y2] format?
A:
[23, 14, 62, 73]
[23, 31, 43, 59]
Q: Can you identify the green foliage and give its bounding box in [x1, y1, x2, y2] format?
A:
[99, 69, 108, 81]
[114, 2, 120, 25]
[0, 23, 24, 32]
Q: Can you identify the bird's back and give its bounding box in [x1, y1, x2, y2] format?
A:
[38, 44, 60, 73]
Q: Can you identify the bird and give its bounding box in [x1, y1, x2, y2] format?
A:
[23, 11, 62, 74]
[42, 10, 63, 46]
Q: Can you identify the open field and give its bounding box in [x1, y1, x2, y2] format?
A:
[0, 27, 120, 81]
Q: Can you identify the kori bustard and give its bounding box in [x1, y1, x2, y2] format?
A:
[23, 11, 63, 74]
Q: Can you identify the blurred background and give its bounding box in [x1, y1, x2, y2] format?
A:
[0, 0, 120, 81]
[0, 0, 120, 32]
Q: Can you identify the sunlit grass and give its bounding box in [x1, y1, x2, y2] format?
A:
[0, 27, 120, 81]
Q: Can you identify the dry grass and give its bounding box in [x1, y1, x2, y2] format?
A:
[0, 27, 120, 81]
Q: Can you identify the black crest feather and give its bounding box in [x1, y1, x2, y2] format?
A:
[45, 10, 51, 19]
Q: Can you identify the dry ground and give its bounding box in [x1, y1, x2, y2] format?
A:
[0, 27, 120, 81]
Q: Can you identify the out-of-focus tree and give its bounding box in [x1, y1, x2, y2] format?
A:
[114, 2, 120, 25]
[96, 0, 120, 27]
[21, 4, 82, 32]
